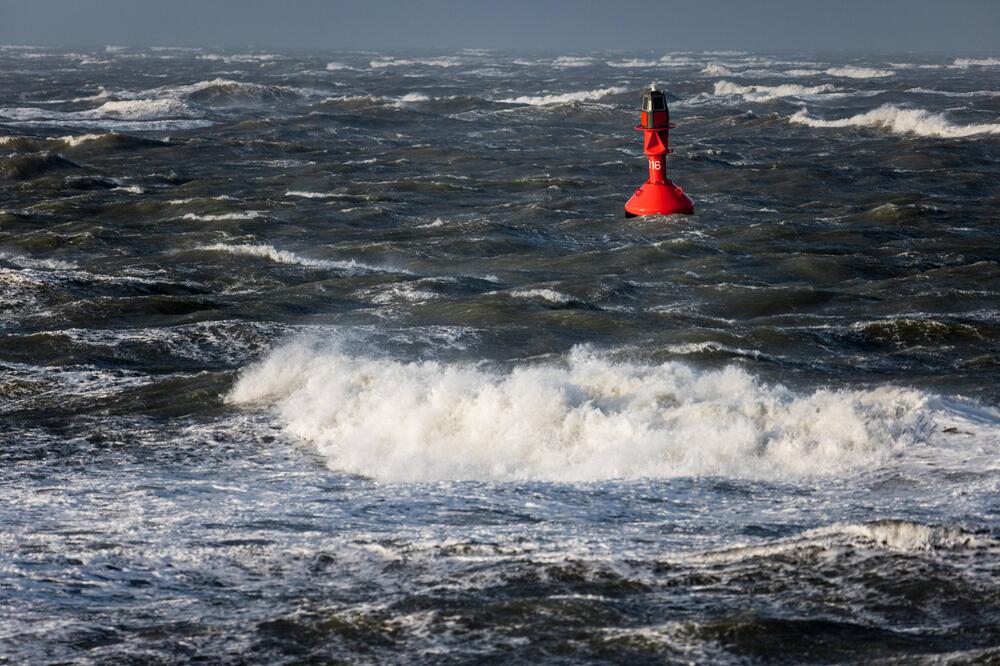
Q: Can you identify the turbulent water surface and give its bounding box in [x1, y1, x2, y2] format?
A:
[2, 46, 1000, 664]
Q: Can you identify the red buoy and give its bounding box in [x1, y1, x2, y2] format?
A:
[624, 85, 694, 217]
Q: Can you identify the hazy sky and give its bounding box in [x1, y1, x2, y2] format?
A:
[1, 0, 997, 54]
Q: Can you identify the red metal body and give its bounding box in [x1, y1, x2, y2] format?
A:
[625, 95, 694, 217]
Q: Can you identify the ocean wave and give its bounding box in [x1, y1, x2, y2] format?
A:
[605, 54, 696, 68]
[0, 98, 204, 128]
[172, 78, 308, 105]
[509, 288, 575, 304]
[0, 251, 77, 270]
[182, 212, 264, 221]
[790, 103, 1000, 138]
[194, 243, 386, 274]
[953, 57, 1000, 67]
[0, 151, 82, 179]
[713, 80, 840, 102]
[906, 87, 1000, 98]
[822, 66, 895, 78]
[226, 341, 971, 483]
[54, 132, 168, 150]
[196, 52, 281, 64]
[369, 56, 462, 69]
[683, 520, 996, 565]
[87, 98, 201, 119]
[606, 59, 662, 68]
[497, 86, 628, 106]
[552, 56, 594, 67]
[701, 63, 733, 75]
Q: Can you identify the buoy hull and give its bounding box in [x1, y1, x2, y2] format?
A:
[624, 180, 694, 217]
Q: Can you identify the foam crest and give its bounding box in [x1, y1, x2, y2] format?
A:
[823, 66, 895, 78]
[229, 341, 947, 483]
[56, 133, 106, 147]
[953, 57, 1000, 67]
[498, 86, 628, 106]
[0, 251, 77, 270]
[369, 56, 462, 69]
[701, 63, 733, 75]
[87, 98, 199, 119]
[182, 212, 264, 221]
[685, 521, 995, 564]
[509, 288, 574, 304]
[790, 104, 1000, 138]
[714, 80, 838, 101]
[552, 56, 594, 67]
[195, 243, 369, 272]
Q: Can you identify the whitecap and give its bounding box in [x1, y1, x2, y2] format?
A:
[790, 104, 1000, 138]
[226, 341, 976, 483]
[953, 57, 1000, 67]
[497, 86, 628, 106]
[194, 242, 372, 273]
[509, 288, 574, 304]
[714, 80, 840, 102]
[823, 66, 895, 78]
[182, 212, 264, 221]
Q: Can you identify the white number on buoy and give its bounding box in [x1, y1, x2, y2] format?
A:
[648, 159, 662, 170]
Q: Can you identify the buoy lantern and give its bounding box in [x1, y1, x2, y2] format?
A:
[624, 85, 694, 217]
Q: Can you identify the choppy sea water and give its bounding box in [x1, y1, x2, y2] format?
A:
[2, 46, 999, 664]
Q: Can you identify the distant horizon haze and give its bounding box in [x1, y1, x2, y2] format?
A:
[0, 0, 997, 54]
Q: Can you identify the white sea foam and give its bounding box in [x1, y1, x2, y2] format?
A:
[509, 288, 574, 304]
[182, 212, 264, 221]
[606, 59, 662, 68]
[397, 92, 430, 103]
[0, 252, 77, 270]
[166, 195, 238, 204]
[953, 57, 1000, 67]
[325, 62, 353, 71]
[714, 80, 839, 102]
[195, 243, 371, 272]
[823, 66, 895, 78]
[552, 56, 594, 67]
[790, 104, 1000, 138]
[369, 56, 462, 69]
[56, 133, 108, 147]
[87, 98, 199, 119]
[285, 190, 337, 199]
[701, 63, 733, 75]
[197, 53, 280, 64]
[228, 341, 962, 483]
[906, 87, 1000, 98]
[498, 86, 628, 106]
[684, 521, 995, 564]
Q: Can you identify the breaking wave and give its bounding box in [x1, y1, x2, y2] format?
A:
[822, 66, 895, 78]
[194, 243, 390, 274]
[684, 520, 997, 565]
[701, 63, 733, 75]
[86, 98, 200, 119]
[953, 57, 1000, 67]
[226, 340, 975, 483]
[369, 56, 462, 69]
[498, 86, 628, 106]
[713, 80, 839, 102]
[790, 104, 1000, 138]
[182, 212, 264, 221]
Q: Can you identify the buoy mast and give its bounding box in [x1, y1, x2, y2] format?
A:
[624, 85, 694, 217]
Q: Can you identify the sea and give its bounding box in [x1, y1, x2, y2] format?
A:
[1, 46, 999, 664]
